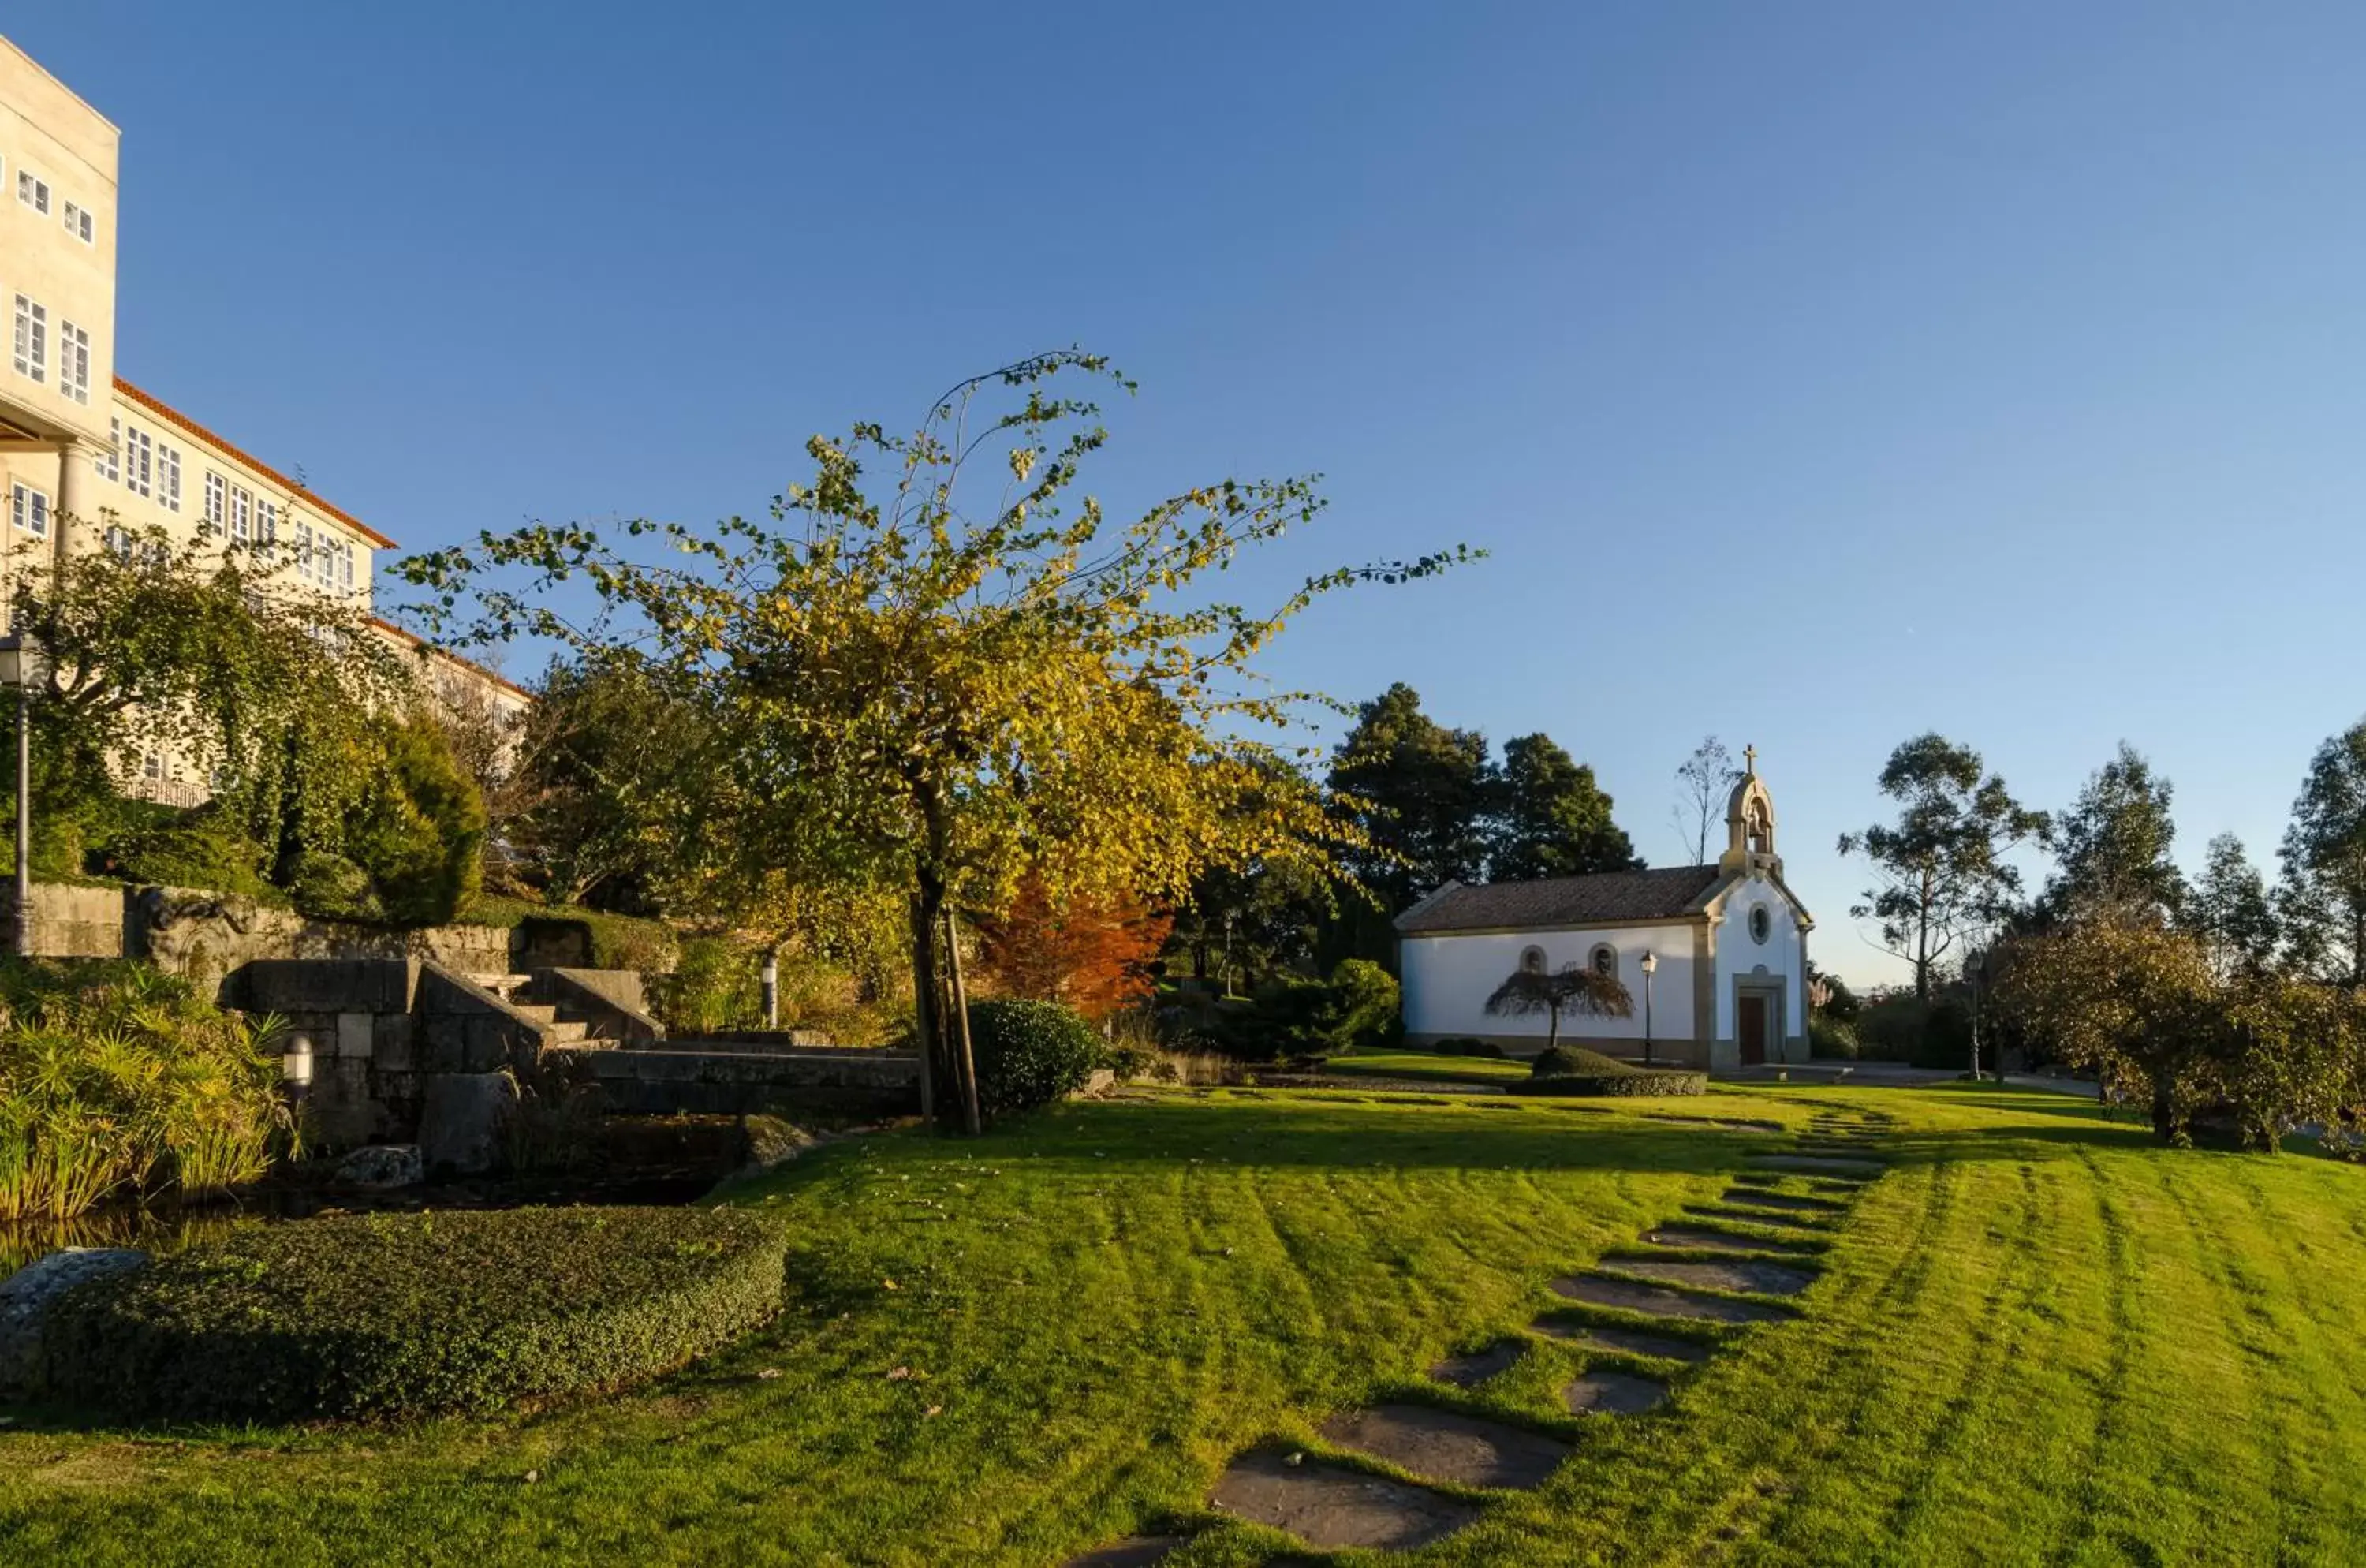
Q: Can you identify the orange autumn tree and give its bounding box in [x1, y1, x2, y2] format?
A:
[976, 875, 1173, 1021]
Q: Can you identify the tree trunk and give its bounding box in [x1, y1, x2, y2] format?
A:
[1547, 1004, 1561, 1051]
[942, 905, 982, 1136]
[907, 890, 940, 1124]
[2150, 1077, 2181, 1144]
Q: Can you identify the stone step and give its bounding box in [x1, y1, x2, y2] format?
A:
[1563, 1371, 1669, 1414]
[467, 972, 534, 995]
[1551, 1273, 1793, 1323]
[1208, 1447, 1478, 1551]
[1685, 1204, 1833, 1232]
[1532, 1318, 1714, 1364]
[1750, 1155, 1883, 1178]
[1319, 1403, 1572, 1490]
[1427, 1341, 1525, 1388]
[1061, 1538, 1183, 1568]
[1604, 1256, 1819, 1297]
[1640, 1223, 1821, 1255]
[1719, 1186, 1846, 1213]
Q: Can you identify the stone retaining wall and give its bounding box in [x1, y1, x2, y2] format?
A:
[560, 1046, 920, 1118]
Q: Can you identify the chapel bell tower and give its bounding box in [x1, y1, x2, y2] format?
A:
[1719, 745, 1782, 878]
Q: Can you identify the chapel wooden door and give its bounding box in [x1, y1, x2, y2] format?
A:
[1739, 994, 1768, 1066]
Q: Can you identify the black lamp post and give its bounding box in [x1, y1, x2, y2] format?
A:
[0, 633, 47, 959]
[1639, 950, 1658, 1066]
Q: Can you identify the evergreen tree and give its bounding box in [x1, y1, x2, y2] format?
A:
[1487, 734, 1641, 880]
[2278, 719, 2366, 984]
[2190, 832, 2278, 980]
[2043, 742, 2187, 924]
[1328, 684, 1494, 912]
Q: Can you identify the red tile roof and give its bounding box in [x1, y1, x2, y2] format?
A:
[371, 616, 532, 702]
[111, 375, 400, 550]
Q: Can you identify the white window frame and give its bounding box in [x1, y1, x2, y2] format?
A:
[10, 483, 50, 539]
[13, 295, 46, 383]
[124, 425, 153, 498]
[230, 483, 252, 543]
[58, 321, 89, 405]
[103, 524, 132, 559]
[159, 443, 182, 513]
[16, 170, 48, 215]
[61, 200, 94, 244]
[203, 472, 228, 534]
[97, 418, 121, 483]
[257, 497, 279, 555]
[294, 519, 316, 584]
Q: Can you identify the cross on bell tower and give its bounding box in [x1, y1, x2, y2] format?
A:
[1719, 749, 1780, 876]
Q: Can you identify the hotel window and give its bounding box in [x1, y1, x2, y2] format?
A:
[159, 443, 182, 512]
[341, 539, 355, 591]
[123, 426, 153, 498]
[203, 472, 227, 533]
[16, 170, 47, 215]
[58, 323, 90, 404]
[61, 200, 93, 244]
[142, 752, 163, 782]
[103, 524, 132, 559]
[10, 483, 50, 539]
[96, 419, 121, 483]
[294, 519, 315, 584]
[258, 498, 279, 554]
[230, 484, 252, 543]
[12, 295, 46, 383]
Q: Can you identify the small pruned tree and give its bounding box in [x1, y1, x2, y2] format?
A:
[975, 874, 1173, 1023]
[401, 350, 1472, 1133]
[1483, 961, 1633, 1051]
[1839, 734, 2048, 1002]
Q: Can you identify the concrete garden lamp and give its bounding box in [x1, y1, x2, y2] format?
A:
[1639, 950, 1658, 1066]
[282, 1032, 315, 1111]
[0, 633, 48, 959]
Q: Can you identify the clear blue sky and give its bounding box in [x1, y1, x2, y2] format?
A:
[16, 3, 2366, 987]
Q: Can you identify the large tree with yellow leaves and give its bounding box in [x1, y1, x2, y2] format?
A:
[401, 352, 1468, 1129]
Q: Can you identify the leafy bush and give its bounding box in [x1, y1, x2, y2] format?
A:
[649, 935, 764, 1033]
[1325, 958, 1401, 1052]
[1431, 1037, 1506, 1058]
[1808, 1015, 1860, 1060]
[0, 961, 289, 1219]
[1853, 995, 1927, 1062]
[347, 716, 487, 926]
[101, 808, 281, 902]
[1521, 1043, 1703, 1096]
[285, 850, 380, 921]
[39, 1205, 785, 1421]
[966, 997, 1100, 1114]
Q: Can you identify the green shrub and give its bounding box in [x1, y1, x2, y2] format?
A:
[1325, 958, 1401, 1052]
[649, 935, 765, 1033]
[966, 997, 1100, 1114]
[1521, 1043, 1702, 1096]
[1431, 1036, 1506, 1058]
[102, 808, 280, 902]
[0, 961, 289, 1220]
[1808, 1014, 1860, 1061]
[1854, 995, 1927, 1062]
[39, 1205, 786, 1421]
[285, 850, 380, 921]
[348, 716, 487, 926]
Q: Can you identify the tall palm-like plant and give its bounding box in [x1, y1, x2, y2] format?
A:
[1484, 962, 1633, 1051]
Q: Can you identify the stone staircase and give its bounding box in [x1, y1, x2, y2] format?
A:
[465, 972, 633, 1048]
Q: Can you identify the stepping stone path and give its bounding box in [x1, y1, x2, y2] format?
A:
[1427, 1339, 1526, 1387]
[1207, 1449, 1480, 1550]
[1062, 1108, 1892, 1564]
[1563, 1371, 1670, 1414]
[1605, 1256, 1819, 1297]
[1320, 1403, 1574, 1489]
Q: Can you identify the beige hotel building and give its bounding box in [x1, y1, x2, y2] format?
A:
[0, 34, 524, 799]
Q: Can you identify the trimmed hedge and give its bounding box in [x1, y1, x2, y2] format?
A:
[39, 1205, 785, 1421]
[968, 997, 1100, 1114]
[1521, 1044, 1705, 1097]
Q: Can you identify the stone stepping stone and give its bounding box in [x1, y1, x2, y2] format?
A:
[1319, 1402, 1573, 1490]
[1607, 1256, 1817, 1297]
[1062, 1537, 1185, 1567]
[1208, 1448, 1479, 1551]
[1427, 1340, 1525, 1388]
[1642, 1223, 1819, 1254]
[1563, 1371, 1670, 1414]
[1752, 1155, 1883, 1176]
[1720, 1186, 1845, 1213]
[1550, 1274, 1792, 1323]
[1687, 1204, 1832, 1232]
[1531, 1317, 1713, 1364]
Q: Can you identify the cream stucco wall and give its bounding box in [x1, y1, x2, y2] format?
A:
[1401, 921, 1700, 1053]
[0, 35, 118, 452]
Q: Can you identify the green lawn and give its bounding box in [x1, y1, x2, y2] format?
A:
[1320, 1050, 1536, 1085]
[6, 1083, 2366, 1564]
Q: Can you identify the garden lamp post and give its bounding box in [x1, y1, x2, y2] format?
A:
[761, 949, 779, 1029]
[1639, 950, 1658, 1066]
[281, 1032, 315, 1111]
[0, 633, 47, 959]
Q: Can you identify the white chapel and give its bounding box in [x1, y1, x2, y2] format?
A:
[1394, 755, 1812, 1070]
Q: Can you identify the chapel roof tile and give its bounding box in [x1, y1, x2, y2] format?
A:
[1394, 865, 1726, 934]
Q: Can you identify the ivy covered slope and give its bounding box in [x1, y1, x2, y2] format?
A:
[37, 1207, 786, 1421]
[5, 1088, 2366, 1562]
